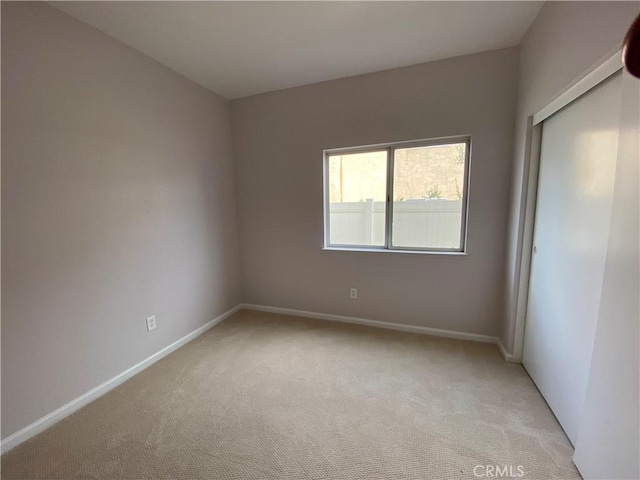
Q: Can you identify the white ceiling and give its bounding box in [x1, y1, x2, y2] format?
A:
[51, 1, 543, 100]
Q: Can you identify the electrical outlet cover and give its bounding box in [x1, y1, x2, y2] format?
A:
[146, 315, 156, 332]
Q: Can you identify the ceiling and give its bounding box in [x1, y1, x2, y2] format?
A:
[51, 1, 543, 100]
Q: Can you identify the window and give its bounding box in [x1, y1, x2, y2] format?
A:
[323, 136, 470, 252]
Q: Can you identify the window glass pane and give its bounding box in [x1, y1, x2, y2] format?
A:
[328, 151, 387, 246]
[392, 143, 466, 249]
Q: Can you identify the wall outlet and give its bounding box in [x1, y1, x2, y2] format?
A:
[350, 288, 358, 299]
[146, 315, 157, 332]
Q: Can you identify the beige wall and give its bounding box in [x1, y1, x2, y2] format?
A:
[1, 2, 241, 438]
[231, 48, 518, 337]
[502, 1, 639, 353]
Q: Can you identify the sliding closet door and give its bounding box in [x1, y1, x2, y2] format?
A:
[522, 72, 622, 445]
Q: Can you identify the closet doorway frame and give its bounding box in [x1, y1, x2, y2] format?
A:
[510, 49, 623, 363]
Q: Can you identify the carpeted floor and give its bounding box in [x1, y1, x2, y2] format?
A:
[1, 310, 581, 479]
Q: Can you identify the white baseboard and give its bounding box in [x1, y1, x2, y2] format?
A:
[242, 303, 503, 345]
[0, 304, 242, 455]
[496, 338, 517, 363]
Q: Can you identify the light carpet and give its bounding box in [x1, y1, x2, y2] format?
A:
[1, 310, 581, 479]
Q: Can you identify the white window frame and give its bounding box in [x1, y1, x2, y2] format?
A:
[323, 135, 471, 254]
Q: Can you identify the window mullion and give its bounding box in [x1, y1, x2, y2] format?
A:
[385, 147, 394, 249]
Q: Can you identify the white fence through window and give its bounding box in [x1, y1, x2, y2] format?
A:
[329, 199, 462, 248]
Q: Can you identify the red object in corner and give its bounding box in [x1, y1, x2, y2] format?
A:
[623, 13, 640, 78]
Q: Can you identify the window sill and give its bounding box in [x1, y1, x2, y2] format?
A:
[322, 246, 468, 256]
